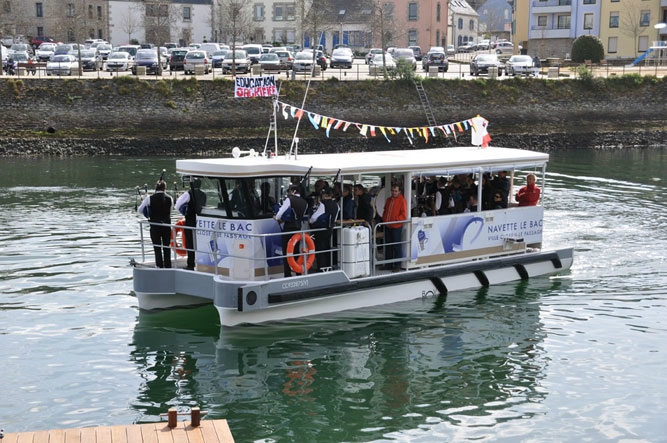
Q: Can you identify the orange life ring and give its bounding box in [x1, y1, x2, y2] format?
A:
[286, 233, 316, 274]
[170, 219, 187, 257]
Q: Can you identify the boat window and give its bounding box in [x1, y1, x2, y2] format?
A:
[198, 177, 285, 219]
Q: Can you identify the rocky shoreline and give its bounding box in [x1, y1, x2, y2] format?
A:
[1, 77, 665, 157]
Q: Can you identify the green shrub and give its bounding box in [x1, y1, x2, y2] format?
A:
[571, 35, 604, 63]
[395, 59, 416, 80]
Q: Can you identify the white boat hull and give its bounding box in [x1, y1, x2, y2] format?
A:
[133, 249, 573, 326]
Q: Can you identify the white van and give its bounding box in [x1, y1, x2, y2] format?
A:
[198, 42, 220, 58]
[242, 44, 263, 64]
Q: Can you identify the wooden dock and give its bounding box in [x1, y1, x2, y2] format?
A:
[1, 419, 235, 443]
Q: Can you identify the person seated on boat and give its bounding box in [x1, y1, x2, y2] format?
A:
[309, 187, 340, 271]
[515, 173, 541, 206]
[464, 194, 479, 212]
[341, 184, 355, 222]
[491, 191, 508, 209]
[382, 184, 408, 272]
[259, 181, 276, 215]
[138, 180, 174, 269]
[354, 184, 374, 226]
[274, 184, 309, 277]
[434, 177, 454, 215]
[175, 177, 207, 270]
[491, 171, 510, 204]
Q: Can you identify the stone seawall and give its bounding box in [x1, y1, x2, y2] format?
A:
[0, 76, 665, 156]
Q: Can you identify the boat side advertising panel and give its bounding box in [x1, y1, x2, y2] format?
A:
[409, 207, 544, 264]
[195, 216, 282, 279]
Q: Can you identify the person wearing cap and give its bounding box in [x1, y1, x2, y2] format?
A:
[175, 177, 207, 270]
[274, 184, 309, 277]
[138, 179, 174, 268]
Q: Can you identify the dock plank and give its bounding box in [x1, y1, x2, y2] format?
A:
[3, 419, 234, 443]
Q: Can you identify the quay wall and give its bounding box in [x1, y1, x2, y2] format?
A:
[0, 76, 665, 156]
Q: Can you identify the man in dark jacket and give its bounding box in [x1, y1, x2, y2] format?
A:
[138, 180, 174, 268]
[275, 184, 309, 277]
[175, 177, 207, 270]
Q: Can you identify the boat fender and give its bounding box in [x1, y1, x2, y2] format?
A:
[286, 233, 316, 274]
[170, 219, 188, 257]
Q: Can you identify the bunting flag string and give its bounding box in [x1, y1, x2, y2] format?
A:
[275, 100, 490, 146]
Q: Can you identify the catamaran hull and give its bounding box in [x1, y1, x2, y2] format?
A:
[133, 248, 573, 326]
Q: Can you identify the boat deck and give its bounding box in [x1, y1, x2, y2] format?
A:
[1, 419, 235, 443]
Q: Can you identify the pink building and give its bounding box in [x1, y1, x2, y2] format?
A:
[378, 0, 450, 50]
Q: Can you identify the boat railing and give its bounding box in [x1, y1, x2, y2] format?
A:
[372, 218, 412, 272]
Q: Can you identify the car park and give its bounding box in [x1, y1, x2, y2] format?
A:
[79, 49, 102, 71]
[131, 49, 163, 75]
[422, 52, 449, 72]
[53, 43, 76, 56]
[470, 53, 504, 76]
[198, 43, 220, 58]
[221, 49, 250, 74]
[504, 54, 537, 76]
[168, 48, 188, 71]
[105, 52, 133, 71]
[46, 54, 79, 76]
[35, 43, 57, 61]
[392, 48, 417, 70]
[365, 48, 383, 64]
[116, 45, 141, 59]
[329, 47, 353, 69]
[10, 43, 33, 56]
[258, 53, 282, 71]
[183, 50, 210, 74]
[368, 53, 396, 73]
[243, 44, 263, 64]
[409, 46, 423, 61]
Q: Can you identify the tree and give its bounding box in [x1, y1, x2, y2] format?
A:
[144, 0, 178, 48]
[119, 3, 143, 44]
[301, 0, 336, 49]
[219, 0, 253, 76]
[571, 34, 604, 63]
[620, 0, 647, 58]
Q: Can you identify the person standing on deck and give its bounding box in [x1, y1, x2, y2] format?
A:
[175, 178, 207, 270]
[515, 173, 541, 206]
[382, 185, 407, 272]
[274, 185, 309, 277]
[138, 180, 173, 268]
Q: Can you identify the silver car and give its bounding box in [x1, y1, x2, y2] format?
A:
[392, 48, 417, 70]
[221, 49, 250, 74]
[46, 54, 79, 76]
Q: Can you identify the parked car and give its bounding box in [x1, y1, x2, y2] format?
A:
[105, 51, 133, 71]
[470, 53, 504, 76]
[368, 53, 396, 73]
[446, 45, 456, 56]
[168, 48, 188, 71]
[79, 49, 103, 71]
[329, 47, 353, 69]
[46, 54, 79, 76]
[458, 42, 476, 53]
[422, 52, 449, 72]
[211, 49, 228, 68]
[495, 41, 515, 55]
[243, 44, 263, 64]
[116, 45, 141, 59]
[392, 48, 417, 70]
[258, 53, 282, 71]
[35, 43, 57, 61]
[132, 49, 163, 75]
[272, 50, 293, 70]
[198, 42, 221, 58]
[31, 36, 54, 49]
[97, 43, 113, 60]
[221, 49, 250, 74]
[292, 51, 315, 72]
[53, 43, 76, 56]
[409, 45, 423, 61]
[505, 54, 537, 76]
[9, 43, 33, 56]
[365, 48, 383, 64]
[314, 50, 328, 71]
[5, 51, 33, 73]
[183, 50, 210, 74]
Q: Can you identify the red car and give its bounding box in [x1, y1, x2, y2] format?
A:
[31, 36, 55, 49]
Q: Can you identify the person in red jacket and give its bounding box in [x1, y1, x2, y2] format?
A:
[382, 184, 408, 271]
[515, 173, 541, 206]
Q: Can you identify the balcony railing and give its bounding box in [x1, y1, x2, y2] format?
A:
[532, 0, 571, 7]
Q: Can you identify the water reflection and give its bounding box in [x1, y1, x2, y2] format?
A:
[129, 278, 567, 441]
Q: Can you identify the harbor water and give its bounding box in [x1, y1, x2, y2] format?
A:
[0, 149, 665, 442]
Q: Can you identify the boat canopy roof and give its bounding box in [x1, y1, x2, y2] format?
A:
[176, 146, 549, 178]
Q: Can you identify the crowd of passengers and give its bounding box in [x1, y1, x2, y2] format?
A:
[411, 171, 516, 216]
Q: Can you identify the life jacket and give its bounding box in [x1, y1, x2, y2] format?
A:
[185, 189, 206, 223]
[283, 194, 308, 227]
[313, 199, 340, 228]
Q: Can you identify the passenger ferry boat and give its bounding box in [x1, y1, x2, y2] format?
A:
[132, 141, 573, 326]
